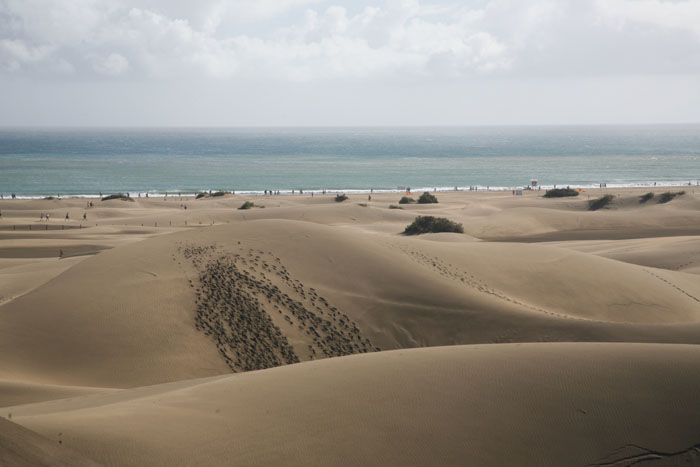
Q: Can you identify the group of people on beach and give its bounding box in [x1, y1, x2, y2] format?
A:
[38, 212, 87, 221]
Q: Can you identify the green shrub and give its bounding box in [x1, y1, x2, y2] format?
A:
[544, 188, 579, 198]
[101, 193, 134, 202]
[589, 194, 614, 211]
[388, 205, 403, 209]
[639, 192, 654, 203]
[417, 192, 438, 204]
[398, 196, 415, 204]
[238, 201, 255, 210]
[658, 191, 685, 203]
[195, 192, 207, 199]
[335, 194, 348, 202]
[358, 203, 368, 207]
[404, 216, 464, 235]
[211, 191, 226, 197]
[43, 196, 55, 200]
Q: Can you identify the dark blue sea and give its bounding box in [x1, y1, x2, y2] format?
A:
[1, 125, 699, 197]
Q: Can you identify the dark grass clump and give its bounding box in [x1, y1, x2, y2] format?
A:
[195, 192, 207, 199]
[101, 193, 134, 202]
[544, 188, 579, 198]
[388, 205, 403, 209]
[358, 203, 368, 207]
[398, 196, 415, 204]
[658, 191, 685, 204]
[417, 192, 438, 204]
[43, 196, 55, 200]
[404, 216, 464, 235]
[211, 191, 227, 197]
[239, 201, 255, 210]
[589, 194, 614, 211]
[335, 194, 349, 202]
[639, 192, 654, 203]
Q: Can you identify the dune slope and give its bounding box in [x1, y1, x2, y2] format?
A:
[7, 343, 700, 467]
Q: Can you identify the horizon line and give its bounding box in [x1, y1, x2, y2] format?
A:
[1, 122, 700, 130]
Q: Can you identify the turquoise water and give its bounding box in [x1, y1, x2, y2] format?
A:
[1, 125, 699, 197]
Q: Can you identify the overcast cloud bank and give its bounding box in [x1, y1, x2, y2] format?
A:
[1, 0, 699, 125]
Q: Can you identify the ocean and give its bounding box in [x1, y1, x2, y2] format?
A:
[0, 125, 699, 198]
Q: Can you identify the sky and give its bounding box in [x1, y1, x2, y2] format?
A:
[1, 0, 699, 126]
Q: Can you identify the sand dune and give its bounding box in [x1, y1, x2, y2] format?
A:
[3, 190, 700, 389]
[0, 417, 99, 466]
[547, 235, 700, 274]
[6, 343, 700, 467]
[2, 188, 700, 465]
[4, 216, 700, 391]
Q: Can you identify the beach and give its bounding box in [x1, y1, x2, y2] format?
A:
[1, 186, 700, 465]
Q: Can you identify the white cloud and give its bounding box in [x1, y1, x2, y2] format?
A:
[91, 52, 129, 75]
[594, 0, 700, 40]
[0, 0, 699, 82]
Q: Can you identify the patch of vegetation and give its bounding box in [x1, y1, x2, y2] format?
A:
[358, 203, 368, 207]
[589, 194, 614, 211]
[101, 193, 134, 202]
[195, 192, 207, 199]
[658, 191, 685, 204]
[43, 196, 55, 200]
[388, 205, 403, 209]
[544, 188, 579, 198]
[639, 192, 655, 203]
[238, 201, 255, 210]
[404, 216, 464, 235]
[211, 191, 227, 197]
[398, 196, 415, 204]
[417, 192, 439, 204]
[335, 194, 348, 202]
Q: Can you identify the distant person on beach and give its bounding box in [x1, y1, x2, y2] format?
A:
[368, 195, 372, 201]
[65, 212, 69, 221]
[40, 213, 44, 221]
[59, 249, 63, 258]
[83, 213, 87, 221]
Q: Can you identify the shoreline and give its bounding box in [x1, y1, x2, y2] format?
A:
[2, 180, 698, 199]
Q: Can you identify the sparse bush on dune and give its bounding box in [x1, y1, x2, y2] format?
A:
[388, 205, 403, 209]
[211, 191, 227, 197]
[404, 216, 464, 235]
[639, 192, 654, 203]
[658, 191, 685, 204]
[335, 194, 348, 202]
[43, 196, 55, 200]
[195, 192, 207, 199]
[239, 201, 255, 210]
[398, 196, 415, 204]
[358, 203, 368, 207]
[101, 193, 134, 202]
[417, 192, 438, 204]
[589, 194, 614, 211]
[544, 188, 579, 198]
